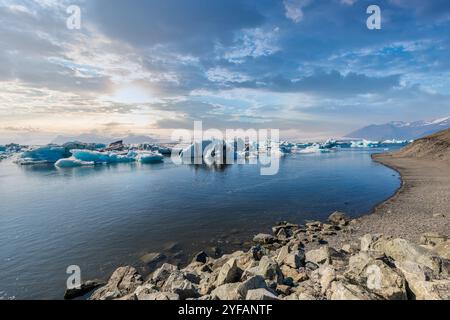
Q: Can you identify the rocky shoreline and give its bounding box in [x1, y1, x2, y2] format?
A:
[82, 211, 449, 300]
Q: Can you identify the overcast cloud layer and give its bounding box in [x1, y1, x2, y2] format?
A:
[1, 0, 450, 143]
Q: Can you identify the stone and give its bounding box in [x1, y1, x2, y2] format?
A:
[328, 280, 379, 300]
[193, 251, 209, 264]
[374, 238, 443, 276]
[253, 233, 277, 245]
[216, 258, 242, 286]
[152, 263, 178, 285]
[90, 266, 143, 300]
[246, 288, 279, 300]
[280, 265, 308, 283]
[64, 280, 105, 300]
[256, 256, 284, 284]
[236, 275, 268, 298]
[328, 211, 350, 226]
[276, 245, 290, 264]
[211, 283, 241, 300]
[251, 245, 267, 261]
[138, 292, 180, 300]
[345, 252, 407, 300]
[431, 240, 450, 259]
[162, 271, 199, 300]
[140, 252, 166, 265]
[318, 265, 336, 294]
[305, 246, 332, 265]
[420, 233, 448, 246]
[134, 283, 159, 300]
[394, 260, 450, 300]
[282, 252, 305, 269]
[360, 234, 384, 252]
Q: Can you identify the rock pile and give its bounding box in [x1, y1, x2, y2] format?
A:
[89, 213, 450, 300]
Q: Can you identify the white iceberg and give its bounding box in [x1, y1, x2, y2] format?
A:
[55, 158, 95, 168]
[298, 144, 322, 154]
[137, 152, 164, 164]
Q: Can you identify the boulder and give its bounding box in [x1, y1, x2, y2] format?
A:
[318, 265, 336, 294]
[90, 266, 143, 300]
[395, 261, 450, 300]
[216, 258, 242, 286]
[432, 240, 450, 259]
[192, 251, 209, 264]
[256, 256, 284, 284]
[211, 283, 241, 300]
[251, 245, 267, 261]
[162, 270, 199, 299]
[282, 252, 305, 269]
[64, 280, 105, 300]
[305, 246, 332, 265]
[374, 238, 443, 275]
[345, 252, 407, 300]
[253, 233, 277, 245]
[280, 265, 309, 284]
[360, 234, 384, 252]
[237, 275, 268, 298]
[328, 211, 350, 226]
[246, 288, 279, 300]
[328, 280, 380, 300]
[152, 263, 178, 285]
[276, 245, 290, 264]
[138, 292, 180, 300]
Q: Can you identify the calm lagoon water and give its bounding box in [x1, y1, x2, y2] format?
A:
[0, 149, 401, 299]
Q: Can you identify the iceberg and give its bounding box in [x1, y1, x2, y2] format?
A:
[298, 144, 322, 154]
[55, 158, 95, 168]
[70, 149, 137, 164]
[0, 145, 5, 152]
[137, 152, 164, 164]
[180, 140, 235, 163]
[16, 145, 70, 165]
[350, 140, 380, 148]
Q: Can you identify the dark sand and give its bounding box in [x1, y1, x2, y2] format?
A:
[325, 153, 450, 248]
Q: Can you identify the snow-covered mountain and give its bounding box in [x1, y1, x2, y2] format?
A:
[51, 134, 158, 145]
[346, 117, 450, 141]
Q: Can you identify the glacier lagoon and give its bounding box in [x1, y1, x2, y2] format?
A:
[0, 148, 401, 299]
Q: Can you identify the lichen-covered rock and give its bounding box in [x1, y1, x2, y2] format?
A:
[305, 246, 332, 265]
[90, 266, 143, 300]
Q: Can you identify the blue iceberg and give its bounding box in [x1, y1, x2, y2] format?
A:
[16, 145, 70, 165]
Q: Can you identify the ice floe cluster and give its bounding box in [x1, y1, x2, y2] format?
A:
[6, 137, 411, 167]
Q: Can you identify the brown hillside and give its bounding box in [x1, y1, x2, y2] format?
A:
[394, 128, 450, 160]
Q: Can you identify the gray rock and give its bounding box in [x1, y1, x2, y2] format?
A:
[253, 233, 277, 245]
[90, 266, 143, 300]
[256, 256, 284, 284]
[237, 275, 268, 298]
[419, 233, 448, 247]
[193, 251, 209, 264]
[152, 263, 178, 285]
[246, 288, 279, 300]
[305, 246, 332, 265]
[138, 292, 180, 300]
[328, 211, 350, 226]
[64, 280, 105, 300]
[328, 280, 380, 300]
[216, 258, 242, 286]
[211, 283, 241, 300]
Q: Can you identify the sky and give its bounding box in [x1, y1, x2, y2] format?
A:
[1, 0, 450, 144]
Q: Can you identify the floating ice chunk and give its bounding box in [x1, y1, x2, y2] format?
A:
[298, 144, 322, 154]
[350, 140, 380, 148]
[0, 145, 5, 152]
[55, 158, 95, 168]
[137, 152, 164, 164]
[70, 149, 136, 164]
[16, 145, 70, 165]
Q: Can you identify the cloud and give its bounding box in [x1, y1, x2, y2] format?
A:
[283, 0, 311, 23]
